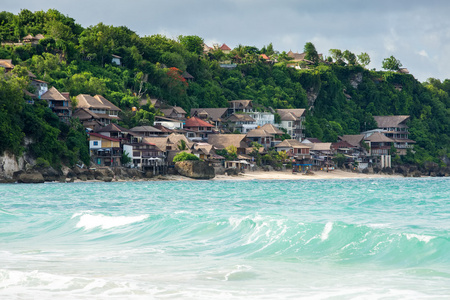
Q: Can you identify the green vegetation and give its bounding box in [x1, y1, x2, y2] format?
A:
[173, 151, 200, 162]
[0, 9, 449, 168]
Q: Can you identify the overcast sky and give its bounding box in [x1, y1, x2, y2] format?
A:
[4, 0, 450, 82]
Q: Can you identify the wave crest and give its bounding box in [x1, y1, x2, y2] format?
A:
[73, 213, 148, 230]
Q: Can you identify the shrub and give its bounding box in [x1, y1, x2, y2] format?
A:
[35, 157, 50, 168]
[173, 151, 199, 162]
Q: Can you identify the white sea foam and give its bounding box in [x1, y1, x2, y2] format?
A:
[74, 213, 148, 230]
[405, 233, 435, 243]
[321, 222, 333, 241]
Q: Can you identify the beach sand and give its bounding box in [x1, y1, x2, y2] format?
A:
[213, 169, 402, 181]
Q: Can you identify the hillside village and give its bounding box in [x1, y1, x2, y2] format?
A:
[2, 55, 416, 177]
[0, 10, 449, 182]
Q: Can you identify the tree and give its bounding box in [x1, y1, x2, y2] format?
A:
[329, 49, 344, 65]
[357, 52, 371, 67]
[178, 35, 204, 55]
[343, 50, 356, 65]
[382, 55, 402, 71]
[304, 42, 319, 64]
[173, 151, 199, 162]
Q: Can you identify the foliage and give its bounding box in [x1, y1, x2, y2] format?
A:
[382, 55, 402, 71]
[332, 153, 346, 168]
[173, 151, 199, 162]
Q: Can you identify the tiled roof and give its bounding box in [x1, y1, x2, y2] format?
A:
[185, 116, 214, 128]
[220, 43, 231, 51]
[88, 132, 120, 142]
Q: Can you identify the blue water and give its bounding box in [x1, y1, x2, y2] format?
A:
[1, 178, 449, 299]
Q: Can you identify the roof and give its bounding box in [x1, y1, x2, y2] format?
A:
[190, 108, 228, 121]
[208, 134, 248, 149]
[246, 128, 272, 138]
[193, 142, 213, 155]
[275, 139, 311, 149]
[260, 123, 284, 135]
[35, 34, 45, 40]
[227, 113, 256, 122]
[229, 100, 253, 108]
[338, 135, 364, 147]
[76, 94, 121, 111]
[95, 123, 130, 133]
[112, 54, 122, 59]
[153, 124, 174, 133]
[182, 71, 194, 79]
[260, 54, 270, 60]
[364, 132, 394, 143]
[154, 115, 182, 123]
[160, 106, 187, 117]
[373, 115, 410, 128]
[88, 132, 120, 142]
[332, 140, 355, 150]
[40, 87, 68, 101]
[303, 138, 322, 144]
[277, 109, 306, 119]
[287, 51, 307, 61]
[220, 43, 231, 51]
[279, 112, 297, 121]
[130, 125, 162, 133]
[0, 59, 14, 69]
[398, 68, 409, 74]
[309, 143, 332, 151]
[184, 116, 214, 128]
[143, 137, 170, 151]
[73, 108, 99, 120]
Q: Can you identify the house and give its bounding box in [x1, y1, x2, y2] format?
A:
[182, 71, 194, 82]
[246, 128, 274, 150]
[0, 59, 14, 72]
[277, 109, 306, 141]
[203, 43, 212, 53]
[260, 123, 285, 146]
[226, 113, 257, 133]
[72, 108, 103, 130]
[75, 94, 121, 126]
[88, 132, 122, 167]
[190, 108, 228, 128]
[302, 137, 322, 144]
[228, 100, 253, 115]
[144, 133, 193, 165]
[398, 68, 409, 74]
[111, 54, 122, 66]
[40, 87, 72, 123]
[183, 116, 215, 140]
[208, 134, 248, 155]
[286, 51, 322, 68]
[154, 115, 183, 129]
[160, 106, 187, 120]
[22, 34, 45, 45]
[373, 115, 415, 155]
[123, 140, 165, 173]
[249, 111, 275, 127]
[308, 142, 334, 169]
[130, 125, 165, 137]
[95, 123, 131, 140]
[275, 139, 312, 171]
[363, 132, 394, 168]
[220, 43, 231, 54]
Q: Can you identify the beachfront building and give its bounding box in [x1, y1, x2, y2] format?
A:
[275, 139, 312, 171]
[183, 116, 215, 141]
[208, 134, 248, 155]
[363, 132, 394, 168]
[123, 140, 165, 173]
[248, 111, 275, 127]
[88, 132, 122, 167]
[373, 115, 415, 155]
[246, 128, 274, 150]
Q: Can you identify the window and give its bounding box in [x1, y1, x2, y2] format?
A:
[93, 141, 99, 146]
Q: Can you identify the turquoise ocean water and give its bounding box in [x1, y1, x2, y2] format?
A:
[1, 178, 449, 299]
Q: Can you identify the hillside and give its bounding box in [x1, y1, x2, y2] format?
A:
[0, 9, 449, 168]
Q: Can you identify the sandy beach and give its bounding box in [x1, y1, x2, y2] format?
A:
[214, 169, 403, 181]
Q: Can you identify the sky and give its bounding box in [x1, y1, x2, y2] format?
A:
[3, 0, 450, 82]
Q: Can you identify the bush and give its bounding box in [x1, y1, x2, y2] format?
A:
[35, 157, 51, 168]
[173, 151, 199, 162]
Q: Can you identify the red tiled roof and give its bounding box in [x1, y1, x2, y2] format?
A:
[88, 132, 120, 142]
[220, 43, 231, 51]
[184, 116, 214, 128]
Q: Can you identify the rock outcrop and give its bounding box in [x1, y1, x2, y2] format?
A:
[16, 171, 45, 183]
[175, 160, 215, 179]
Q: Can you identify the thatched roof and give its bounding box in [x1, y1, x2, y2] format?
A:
[275, 139, 311, 149]
[277, 109, 306, 120]
[228, 100, 253, 109]
[246, 128, 272, 138]
[260, 123, 284, 135]
[208, 134, 247, 149]
[309, 143, 332, 151]
[190, 108, 228, 121]
[95, 123, 129, 133]
[40, 87, 68, 101]
[364, 132, 394, 143]
[0, 59, 14, 69]
[76, 94, 121, 111]
[130, 126, 162, 133]
[373, 115, 410, 128]
[227, 113, 255, 122]
[339, 135, 365, 147]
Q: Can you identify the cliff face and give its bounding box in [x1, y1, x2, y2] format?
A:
[175, 161, 215, 179]
[0, 152, 26, 179]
